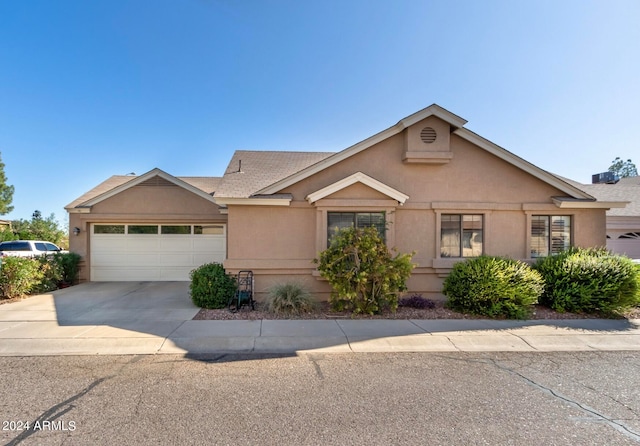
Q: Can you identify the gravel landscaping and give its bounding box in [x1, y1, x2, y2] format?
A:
[194, 300, 640, 321]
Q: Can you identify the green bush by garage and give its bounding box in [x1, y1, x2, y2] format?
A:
[189, 262, 236, 309]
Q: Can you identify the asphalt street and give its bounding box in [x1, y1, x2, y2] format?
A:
[1, 352, 639, 445]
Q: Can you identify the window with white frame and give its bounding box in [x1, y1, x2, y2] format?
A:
[440, 214, 483, 258]
[531, 215, 571, 257]
[327, 212, 385, 245]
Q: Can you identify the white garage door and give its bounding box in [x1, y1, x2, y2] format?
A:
[91, 224, 226, 281]
[607, 233, 640, 260]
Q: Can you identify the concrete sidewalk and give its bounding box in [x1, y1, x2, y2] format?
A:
[1, 316, 640, 356]
[0, 283, 639, 356]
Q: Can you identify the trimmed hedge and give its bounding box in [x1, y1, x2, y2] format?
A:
[534, 247, 640, 314]
[443, 256, 544, 319]
[189, 263, 236, 309]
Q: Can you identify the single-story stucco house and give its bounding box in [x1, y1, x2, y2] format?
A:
[66, 104, 626, 298]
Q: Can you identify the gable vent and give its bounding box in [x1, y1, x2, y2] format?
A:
[136, 176, 177, 188]
[420, 127, 437, 144]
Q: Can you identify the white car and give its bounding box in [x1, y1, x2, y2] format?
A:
[0, 240, 66, 257]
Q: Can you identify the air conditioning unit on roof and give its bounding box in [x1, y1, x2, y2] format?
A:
[591, 171, 619, 184]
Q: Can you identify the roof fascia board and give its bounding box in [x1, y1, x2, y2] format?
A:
[552, 198, 629, 209]
[398, 104, 467, 129]
[66, 207, 91, 214]
[213, 197, 292, 206]
[454, 128, 596, 200]
[80, 168, 217, 208]
[306, 171, 409, 204]
[257, 104, 467, 196]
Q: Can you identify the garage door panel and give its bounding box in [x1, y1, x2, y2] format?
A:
[160, 238, 194, 250]
[159, 254, 193, 266]
[194, 239, 225, 252]
[91, 254, 122, 267]
[91, 224, 226, 281]
[193, 253, 224, 265]
[92, 267, 161, 281]
[92, 237, 128, 252]
[608, 240, 640, 258]
[127, 254, 160, 264]
[127, 238, 161, 250]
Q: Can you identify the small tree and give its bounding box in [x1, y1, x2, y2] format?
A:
[314, 226, 415, 315]
[11, 211, 67, 246]
[0, 152, 14, 215]
[609, 157, 638, 178]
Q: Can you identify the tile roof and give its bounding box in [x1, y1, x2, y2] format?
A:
[66, 175, 221, 209]
[214, 150, 335, 198]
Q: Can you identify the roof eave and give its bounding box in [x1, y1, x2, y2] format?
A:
[213, 196, 292, 207]
[552, 197, 629, 209]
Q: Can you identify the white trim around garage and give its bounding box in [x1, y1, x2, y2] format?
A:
[90, 223, 226, 281]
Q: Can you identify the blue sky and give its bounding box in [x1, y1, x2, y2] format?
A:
[1, 0, 639, 225]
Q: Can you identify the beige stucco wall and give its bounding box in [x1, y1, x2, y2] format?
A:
[68, 183, 226, 282]
[225, 116, 607, 300]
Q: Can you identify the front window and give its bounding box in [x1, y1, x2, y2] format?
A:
[327, 212, 385, 244]
[441, 214, 483, 257]
[531, 215, 571, 257]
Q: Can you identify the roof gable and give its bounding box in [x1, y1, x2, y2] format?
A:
[67, 168, 219, 211]
[255, 104, 595, 201]
[306, 172, 409, 204]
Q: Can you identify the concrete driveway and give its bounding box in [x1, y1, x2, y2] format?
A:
[0, 282, 201, 355]
[0, 282, 198, 324]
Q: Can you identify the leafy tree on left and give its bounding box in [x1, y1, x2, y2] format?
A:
[0, 152, 14, 215]
[11, 211, 67, 246]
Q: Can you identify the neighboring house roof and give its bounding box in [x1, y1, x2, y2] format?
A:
[66, 168, 221, 210]
[214, 150, 334, 198]
[577, 178, 640, 217]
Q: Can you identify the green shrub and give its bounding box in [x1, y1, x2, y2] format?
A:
[443, 256, 544, 319]
[34, 255, 63, 293]
[314, 226, 415, 315]
[0, 256, 45, 299]
[55, 252, 81, 285]
[534, 247, 640, 314]
[266, 282, 317, 315]
[189, 263, 236, 309]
